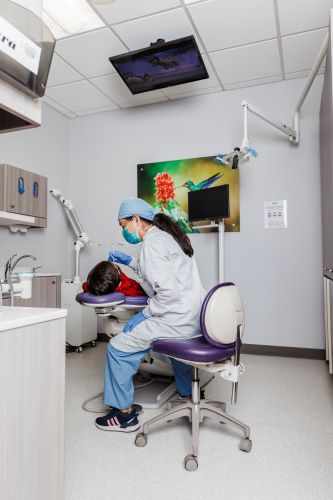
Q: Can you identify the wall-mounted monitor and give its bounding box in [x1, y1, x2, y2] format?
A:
[188, 184, 230, 222]
[109, 35, 209, 95]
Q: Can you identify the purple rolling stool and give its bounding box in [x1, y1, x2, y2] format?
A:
[135, 283, 252, 471]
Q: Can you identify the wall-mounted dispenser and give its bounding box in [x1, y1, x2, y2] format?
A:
[0, 164, 47, 231]
[0, 0, 55, 133]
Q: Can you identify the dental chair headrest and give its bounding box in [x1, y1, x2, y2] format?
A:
[76, 291, 125, 305]
[76, 291, 149, 307]
[200, 283, 244, 347]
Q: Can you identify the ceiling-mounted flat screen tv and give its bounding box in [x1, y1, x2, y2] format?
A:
[109, 35, 209, 95]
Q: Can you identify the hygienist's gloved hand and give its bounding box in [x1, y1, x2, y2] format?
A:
[108, 250, 132, 265]
[123, 311, 147, 333]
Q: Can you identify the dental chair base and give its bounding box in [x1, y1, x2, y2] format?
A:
[63, 280, 97, 351]
[76, 291, 180, 408]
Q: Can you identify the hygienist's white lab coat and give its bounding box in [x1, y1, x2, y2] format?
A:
[110, 226, 206, 353]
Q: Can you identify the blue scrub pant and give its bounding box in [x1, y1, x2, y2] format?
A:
[103, 343, 192, 409]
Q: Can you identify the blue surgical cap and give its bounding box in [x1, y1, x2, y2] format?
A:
[118, 197, 155, 221]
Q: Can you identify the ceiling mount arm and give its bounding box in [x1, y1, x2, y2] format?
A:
[241, 100, 296, 143]
[242, 31, 329, 146]
[293, 32, 329, 144]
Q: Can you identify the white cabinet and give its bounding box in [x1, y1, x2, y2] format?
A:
[2, 275, 61, 308]
[0, 308, 66, 500]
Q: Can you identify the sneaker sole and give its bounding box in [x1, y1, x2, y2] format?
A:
[95, 422, 141, 433]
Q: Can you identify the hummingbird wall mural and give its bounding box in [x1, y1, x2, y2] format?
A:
[137, 156, 240, 233]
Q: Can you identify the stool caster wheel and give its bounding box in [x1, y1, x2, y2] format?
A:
[92, 341, 96, 347]
[239, 438, 252, 453]
[184, 454, 198, 471]
[75, 346, 83, 353]
[135, 433, 147, 447]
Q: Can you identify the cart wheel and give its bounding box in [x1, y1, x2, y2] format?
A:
[184, 454, 198, 471]
[135, 433, 147, 447]
[92, 341, 96, 347]
[239, 438, 252, 453]
[76, 346, 83, 353]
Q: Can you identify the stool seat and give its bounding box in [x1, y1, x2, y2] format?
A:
[152, 336, 235, 363]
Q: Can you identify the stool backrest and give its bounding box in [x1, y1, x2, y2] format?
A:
[200, 283, 244, 347]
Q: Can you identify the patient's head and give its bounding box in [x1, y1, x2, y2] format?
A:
[87, 261, 121, 296]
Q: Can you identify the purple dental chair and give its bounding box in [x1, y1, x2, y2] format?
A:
[134, 282, 252, 471]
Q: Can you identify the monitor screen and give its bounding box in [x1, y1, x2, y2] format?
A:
[188, 185, 230, 222]
[109, 35, 209, 95]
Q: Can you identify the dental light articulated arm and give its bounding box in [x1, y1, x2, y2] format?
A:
[50, 188, 91, 283]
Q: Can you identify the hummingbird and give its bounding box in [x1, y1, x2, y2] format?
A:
[176, 172, 223, 191]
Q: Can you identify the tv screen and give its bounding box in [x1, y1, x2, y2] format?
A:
[188, 185, 230, 222]
[109, 35, 209, 95]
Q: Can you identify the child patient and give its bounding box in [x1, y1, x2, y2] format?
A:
[82, 261, 146, 297]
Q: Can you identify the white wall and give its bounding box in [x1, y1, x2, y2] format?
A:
[68, 77, 324, 349]
[0, 104, 71, 277]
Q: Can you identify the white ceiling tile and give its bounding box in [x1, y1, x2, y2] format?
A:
[47, 54, 82, 87]
[167, 85, 221, 99]
[210, 40, 281, 85]
[224, 75, 282, 90]
[75, 105, 119, 116]
[92, 0, 180, 25]
[161, 55, 220, 95]
[278, 0, 332, 36]
[187, 0, 277, 52]
[113, 9, 204, 52]
[282, 29, 327, 74]
[42, 96, 76, 118]
[285, 66, 326, 80]
[55, 28, 126, 78]
[46, 80, 113, 112]
[90, 73, 167, 105]
[121, 97, 168, 108]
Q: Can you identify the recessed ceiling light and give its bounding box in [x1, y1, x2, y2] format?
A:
[43, 0, 105, 39]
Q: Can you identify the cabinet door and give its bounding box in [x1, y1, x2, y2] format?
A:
[30, 173, 47, 219]
[6, 165, 35, 216]
[320, 27, 333, 272]
[13, 276, 59, 308]
[328, 280, 333, 374]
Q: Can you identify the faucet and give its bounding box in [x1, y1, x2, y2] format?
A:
[4, 254, 36, 281]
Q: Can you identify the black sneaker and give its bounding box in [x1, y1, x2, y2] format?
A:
[95, 408, 140, 432]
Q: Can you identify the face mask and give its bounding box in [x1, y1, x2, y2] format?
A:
[122, 221, 142, 244]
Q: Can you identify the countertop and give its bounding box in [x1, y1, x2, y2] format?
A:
[0, 306, 67, 332]
[34, 273, 62, 277]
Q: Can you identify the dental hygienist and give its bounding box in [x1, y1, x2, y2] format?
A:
[95, 197, 206, 432]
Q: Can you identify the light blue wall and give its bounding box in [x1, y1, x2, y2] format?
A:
[68, 77, 324, 349]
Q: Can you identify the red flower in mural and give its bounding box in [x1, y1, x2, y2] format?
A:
[154, 172, 175, 206]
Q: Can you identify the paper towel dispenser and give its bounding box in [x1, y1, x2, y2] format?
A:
[0, 0, 55, 133]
